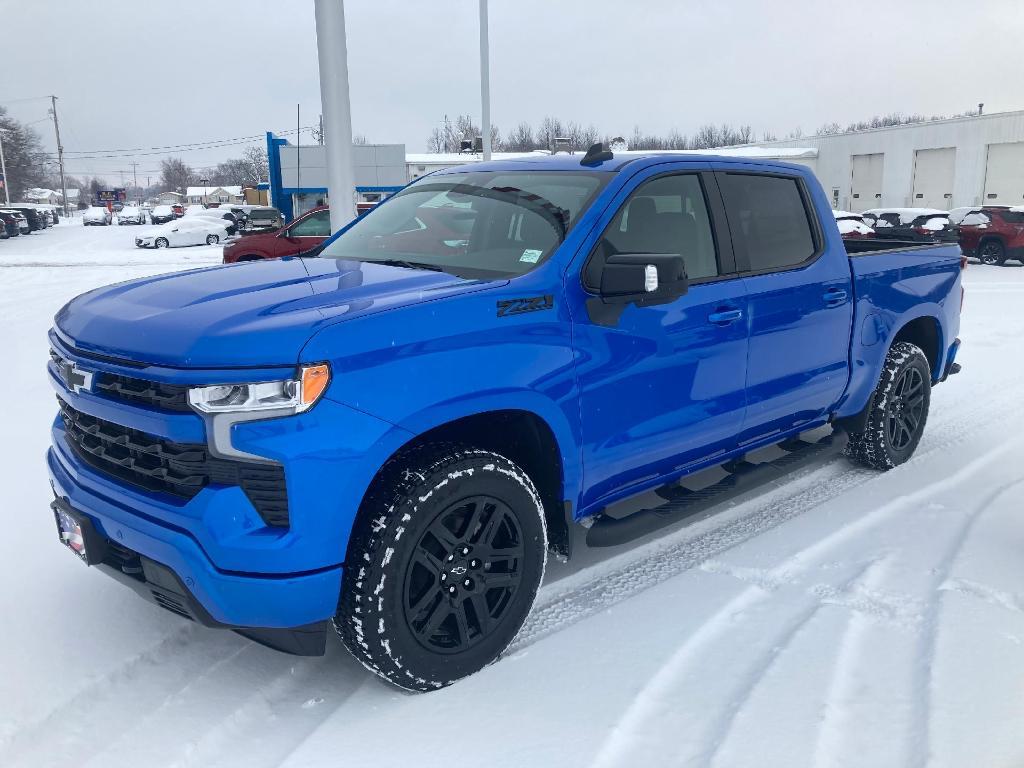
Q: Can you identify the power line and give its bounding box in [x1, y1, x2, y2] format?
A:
[47, 125, 314, 160]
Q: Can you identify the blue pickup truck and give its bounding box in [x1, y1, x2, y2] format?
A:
[47, 146, 963, 690]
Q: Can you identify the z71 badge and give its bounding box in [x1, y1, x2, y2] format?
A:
[496, 295, 554, 317]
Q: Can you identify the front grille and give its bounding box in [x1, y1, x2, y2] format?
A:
[58, 398, 289, 526]
[94, 372, 192, 413]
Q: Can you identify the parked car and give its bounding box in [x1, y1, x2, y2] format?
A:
[82, 206, 113, 226]
[957, 205, 1024, 265]
[46, 151, 963, 691]
[0, 210, 28, 237]
[134, 218, 230, 248]
[184, 205, 239, 234]
[243, 206, 284, 231]
[150, 204, 176, 225]
[832, 210, 875, 239]
[222, 206, 331, 263]
[116, 206, 146, 225]
[861, 208, 956, 243]
[6, 206, 44, 231]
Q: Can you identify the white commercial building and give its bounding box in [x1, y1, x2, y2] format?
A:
[761, 109, 1024, 212]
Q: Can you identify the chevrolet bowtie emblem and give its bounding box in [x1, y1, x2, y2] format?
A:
[58, 358, 93, 395]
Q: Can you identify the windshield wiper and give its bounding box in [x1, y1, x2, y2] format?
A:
[361, 258, 446, 272]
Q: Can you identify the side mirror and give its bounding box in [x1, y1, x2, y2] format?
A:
[599, 253, 689, 306]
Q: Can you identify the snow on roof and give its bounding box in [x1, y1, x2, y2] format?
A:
[1011, 205, 1024, 213]
[863, 207, 948, 224]
[832, 210, 861, 219]
[185, 185, 242, 197]
[405, 151, 550, 165]
[404, 147, 817, 166]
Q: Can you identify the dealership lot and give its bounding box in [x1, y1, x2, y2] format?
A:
[1, 222, 1023, 767]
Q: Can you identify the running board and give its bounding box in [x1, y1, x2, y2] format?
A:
[585, 430, 849, 548]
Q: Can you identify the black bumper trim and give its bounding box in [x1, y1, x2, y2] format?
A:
[56, 497, 328, 656]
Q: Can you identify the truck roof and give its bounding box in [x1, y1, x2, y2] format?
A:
[429, 147, 817, 175]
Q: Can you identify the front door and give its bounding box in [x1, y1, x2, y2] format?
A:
[572, 168, 749, 511]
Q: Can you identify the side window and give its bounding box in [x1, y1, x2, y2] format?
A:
[290, 210, 332, 237]
[718, 173, 817, 272]
[586, 174, 720, 289]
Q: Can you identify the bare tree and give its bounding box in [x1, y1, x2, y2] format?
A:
[241, 145, 269, 185]
[504, 122, 535, 152]
[159, 157, 196, 195]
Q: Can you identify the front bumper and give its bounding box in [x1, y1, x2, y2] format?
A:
[50, 495, 329, 654]
[45, 333, 408, 639]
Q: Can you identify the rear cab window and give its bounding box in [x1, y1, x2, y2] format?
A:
[716, 172, 819, 273]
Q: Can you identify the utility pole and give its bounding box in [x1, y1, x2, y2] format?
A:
[50, 95, 70, 218]
[314, 0, 357, 230]
[0, 129, 10, 206]
[479, 0, 491, 161]
[130, 161, 138, 201]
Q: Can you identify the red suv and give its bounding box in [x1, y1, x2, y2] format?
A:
[957, 206, 1024, 265]
[222, 206, 332, 264]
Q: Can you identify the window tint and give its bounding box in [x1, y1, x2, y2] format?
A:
[290, 210, 331, 237]
[999, 210, 1024, 225]
[588, 174, 719, 287]
[719, 173, 817, 271]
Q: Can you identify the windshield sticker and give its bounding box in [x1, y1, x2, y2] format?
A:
[520, 249, 543, 264]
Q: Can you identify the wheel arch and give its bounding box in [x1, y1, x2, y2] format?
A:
[361, 406, 574, 560]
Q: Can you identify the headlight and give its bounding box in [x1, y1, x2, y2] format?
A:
[188, 364, 330, 415]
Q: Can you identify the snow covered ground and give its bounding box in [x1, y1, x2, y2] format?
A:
[1, 221, 1022, 768]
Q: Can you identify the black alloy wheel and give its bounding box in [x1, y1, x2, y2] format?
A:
[403, 495, 524, 654]
[886, 366, 925, 451]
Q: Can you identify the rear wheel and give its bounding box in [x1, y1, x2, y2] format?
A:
[979, 239, 1006, 265]
[155, 237, 169, 249]
[845, 341, 931, 470]
[206, 234, 220, 245]
[335, 446, 547, 691]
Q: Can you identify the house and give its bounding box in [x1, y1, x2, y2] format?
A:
[23, 188, 62, 205]
[153, 191, 184, 206]
[185, 185, 243, 205]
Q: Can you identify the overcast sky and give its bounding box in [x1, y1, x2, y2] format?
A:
[3, 0, 1023, 184]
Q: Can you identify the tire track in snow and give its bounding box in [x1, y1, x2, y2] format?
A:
[511, 383, 1016, 655]
[0, 624, 241, 766]
[906, 475, 1024, 768]
[588, 434, 1024, 768]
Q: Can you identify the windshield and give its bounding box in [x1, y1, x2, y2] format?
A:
[320, 170, 610, 278]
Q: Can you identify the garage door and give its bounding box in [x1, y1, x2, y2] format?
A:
[984, 142, 1024, 205]
[912, 147, 955, 210]
[850, 153, 884, 212]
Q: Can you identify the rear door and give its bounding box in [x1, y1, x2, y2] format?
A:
[716, 168, 854, 444]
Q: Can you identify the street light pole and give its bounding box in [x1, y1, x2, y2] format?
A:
[314, 0, 357, 231]
[50, 96, 70, 218]
[479, 0, 491, 161]
[0, 130, 10, 206]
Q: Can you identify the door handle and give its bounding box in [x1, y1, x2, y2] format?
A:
[823, 288, 848, 307]
[708, 309, 743, 324]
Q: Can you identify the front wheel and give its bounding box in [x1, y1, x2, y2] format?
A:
[845, 341, 931, 470]
[155, 237, 169, 249]
[335, 446, 547, 691]
[979, 239, 1006, 266]
[206, 234, 220, 245]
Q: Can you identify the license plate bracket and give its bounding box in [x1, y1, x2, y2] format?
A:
[52, 498, 107, 566]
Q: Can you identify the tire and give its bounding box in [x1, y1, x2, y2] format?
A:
[845, 341, 931, 471]
[335, 446, 547, 692]
[206, 234, 219, 245]
[979, 239, 1006, 266]
[155, 237, 169, 249]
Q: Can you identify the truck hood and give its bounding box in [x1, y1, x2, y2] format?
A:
[54, 257, 484, 368]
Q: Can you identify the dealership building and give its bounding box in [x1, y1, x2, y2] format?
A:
[266, 109, 1024, 221]
[761, 108, 1024, 212]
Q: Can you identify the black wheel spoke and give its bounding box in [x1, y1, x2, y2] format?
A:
[466, 593, 492, 635]
[481, 570, 519, 588]
[417, 598, 451, 639]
